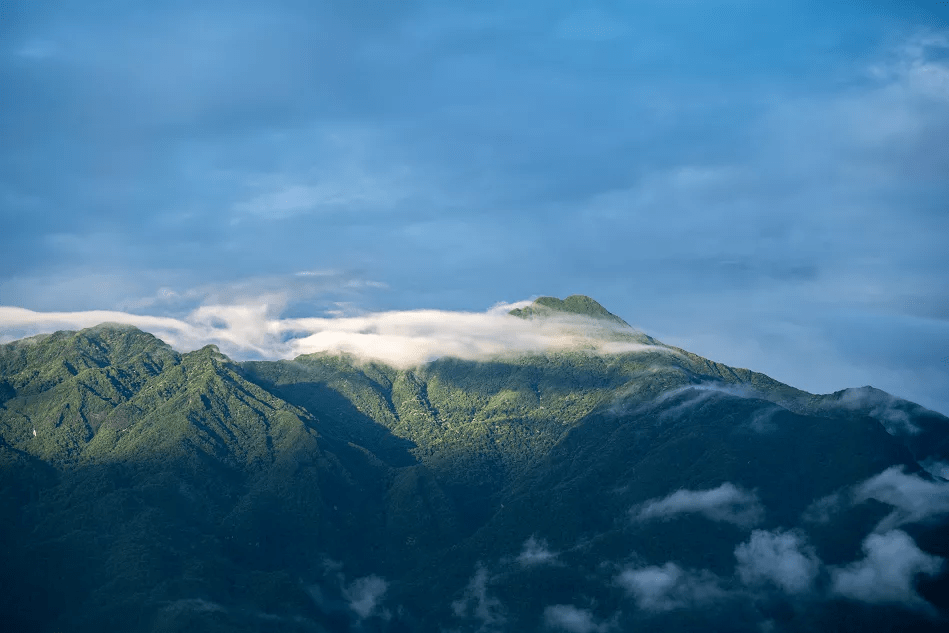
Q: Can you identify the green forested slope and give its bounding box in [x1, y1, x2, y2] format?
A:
[1, 298, 947, 632]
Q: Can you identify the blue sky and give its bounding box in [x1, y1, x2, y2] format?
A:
[2, 1, 948, 414]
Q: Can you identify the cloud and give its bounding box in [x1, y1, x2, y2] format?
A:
[616, 562, 726, 612]
[232, 167, 412, 219]
[801, 491, 848, 525]
[0, 301, 671, 366]
[632, 483, 764, 527]
[653, 382, 759, 419]
[517, 536, 558, 566]
[543, 604, 608, 633]
[734, 529, 821, 595]
[342, 574, 388, 620]
[829, 387, 919, 435]
[831, 530, 943, 609]
[747, 406, 782, 433]
[854, 466, 949, 532]
[921, 459, 949, 481]
[451, 564, 505, 632]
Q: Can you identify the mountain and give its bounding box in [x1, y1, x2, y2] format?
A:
[1, 297, 947, 632]
[508, 294, 631, 326]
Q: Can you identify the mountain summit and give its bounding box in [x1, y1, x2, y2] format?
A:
[1, 303, 947, 633]
[508, 294, 630, 326]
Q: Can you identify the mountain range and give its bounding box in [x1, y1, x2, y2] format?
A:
[1, 296, 947, 632]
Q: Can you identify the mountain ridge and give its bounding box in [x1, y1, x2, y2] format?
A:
[1, 298, 947, 632]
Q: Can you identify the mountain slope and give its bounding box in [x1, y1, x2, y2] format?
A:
[1, 297, 947, 632]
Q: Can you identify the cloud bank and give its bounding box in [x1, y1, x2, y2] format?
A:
[0, 301, 669, 367]
[632, 483, 764, 527]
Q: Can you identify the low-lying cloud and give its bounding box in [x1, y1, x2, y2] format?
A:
[616, 562, 726, 612]
[543, 604, 609, 633]
[517, 536, 559, 567]
[831, 530, 943, 609]
[632, 483, 764, 527]
[854, 466, 949, 532]
[828, 387, 919, 435]
[0, 302, 666, 366]
[452, 564, 506, 632]
[734, 529, 821, 595]
[342, 575, 388, 620]
[0, 301, 670, 367]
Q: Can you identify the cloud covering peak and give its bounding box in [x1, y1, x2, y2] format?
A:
[0, 299, 668, 367]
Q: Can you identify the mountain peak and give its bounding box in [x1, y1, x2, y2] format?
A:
[508, 294, 629, 326]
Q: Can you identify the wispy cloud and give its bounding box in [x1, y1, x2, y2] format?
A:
[823, 387, 919, 435]
[631, 483, 764, 527]
[854, 466, 949, 532]
[451, 564, 506, 632]
[653, 382, 759, 419]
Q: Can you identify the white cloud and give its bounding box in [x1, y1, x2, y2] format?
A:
[616, 562, 725, 612]
[734, 529, 821, 595]
[748, 406, 781, 433]
[632, 483, 764, 527]
[830, 387, 919, 435]
[517, 536, 558, 566]
[831, 530, 943, 609]
[654, 382, 758, 419]
[451, 564, 505, 632]
[868, 33, 949, 103]
[801, 491, 847, 525]
[0, 301, 671, 367]
[342, 575, 388, 619]
[543, 604, 608, 633]
[854, 466, 949, 532]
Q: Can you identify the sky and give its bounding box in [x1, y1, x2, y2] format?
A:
[1, 1, 948, 414]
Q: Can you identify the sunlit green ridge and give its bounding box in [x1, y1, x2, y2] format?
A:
[1, 300, 948, 632]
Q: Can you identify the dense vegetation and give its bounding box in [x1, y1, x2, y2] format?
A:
[1, 297, 947, 632]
